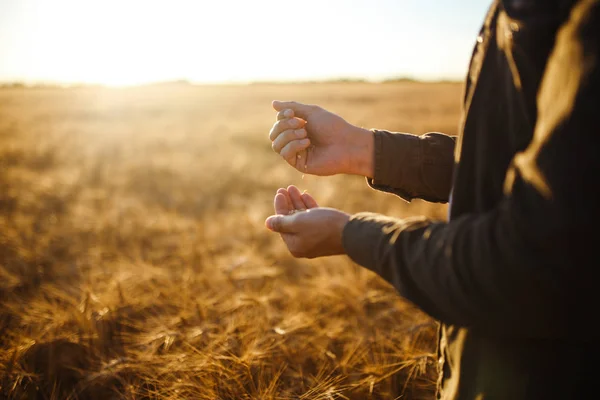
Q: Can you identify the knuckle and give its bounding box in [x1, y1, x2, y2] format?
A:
[271, 121, 286, 139]
[289, 140, 302, 152]
[285, 119, 296, 129]
[278, 110, 290, 121]
[272, 136, 284, 152]
[272, 218, 281, 231]
[281, 139, 301, 159]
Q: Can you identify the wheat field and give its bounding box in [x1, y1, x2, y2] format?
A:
[0, 82, 462, 399]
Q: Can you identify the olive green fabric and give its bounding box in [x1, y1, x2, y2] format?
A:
[342, 0, 600, 398]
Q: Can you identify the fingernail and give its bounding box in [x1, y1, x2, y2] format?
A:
[295, 129, 306, 138]
[284, 109, 293, 117]
[288, 119, 299, 128]
[301, 139, 310, 145]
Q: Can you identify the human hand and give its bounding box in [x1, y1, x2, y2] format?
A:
[265, 185, 350, 258]
[269, 101, 374, 177]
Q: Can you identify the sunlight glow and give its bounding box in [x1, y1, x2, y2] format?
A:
[0, 0, 490, 86]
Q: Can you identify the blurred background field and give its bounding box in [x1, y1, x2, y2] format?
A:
[0, 81, 462, 399]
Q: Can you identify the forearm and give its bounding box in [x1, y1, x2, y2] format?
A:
[342, 192, 595, 338]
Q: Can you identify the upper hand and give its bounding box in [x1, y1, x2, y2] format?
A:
[265, 185, 350, 258]
[269, 101, 374, 177]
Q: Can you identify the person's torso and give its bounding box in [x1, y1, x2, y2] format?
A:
[450, 0, 569, 219]
[440, 1, 596, 399]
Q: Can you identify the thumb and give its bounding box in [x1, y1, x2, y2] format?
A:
[265, 214, 296, 233]
[272, 100, 313, 120]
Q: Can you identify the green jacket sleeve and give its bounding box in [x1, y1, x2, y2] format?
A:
[343, 0, 600, 339]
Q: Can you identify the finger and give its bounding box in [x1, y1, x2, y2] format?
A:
[274, 192, 290, 215]
[280, 139, 310, 164]
[287, 185, 306, 210]
[276, 109, 294, 121]
[269, 117, 306, 141]
[265, 214, 295, 233]
[272, 100, 314, 120]
[276, 188, 293, 212]
[301, 191, 319, 208]
[272, 128, 307, 153]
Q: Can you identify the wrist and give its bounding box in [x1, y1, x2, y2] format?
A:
[345, 126, 375, 177]
[331, 211, 350, 256]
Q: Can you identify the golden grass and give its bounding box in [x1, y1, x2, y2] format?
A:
[0, 82, 462, 399]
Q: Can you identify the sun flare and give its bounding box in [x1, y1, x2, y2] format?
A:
[1, 0, 488, 86]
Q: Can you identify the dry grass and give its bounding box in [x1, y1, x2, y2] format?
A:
[0, 82, 462, 399]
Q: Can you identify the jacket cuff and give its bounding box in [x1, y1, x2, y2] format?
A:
[369, 129, 420, 201]
[372, 129, 420, 186]
[367, 177, 413, 202]
[342, 212, 387, 272]
[368, 130, 455, 204]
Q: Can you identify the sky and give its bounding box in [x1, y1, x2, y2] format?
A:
[0, 0, 492, 86]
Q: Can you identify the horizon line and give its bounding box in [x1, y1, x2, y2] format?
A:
[0, 76, 464, 89]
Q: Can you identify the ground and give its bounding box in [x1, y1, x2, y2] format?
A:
[0, 81, 462, 399]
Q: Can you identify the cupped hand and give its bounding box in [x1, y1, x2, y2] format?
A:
[269, 101, 374, 177]
[265, 185, 350, 258]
